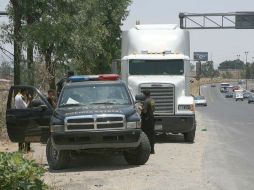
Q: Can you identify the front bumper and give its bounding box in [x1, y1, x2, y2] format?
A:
[154, 114, 195, 133]
[51, 129, 141, 150]
[195, 103, 207, 106]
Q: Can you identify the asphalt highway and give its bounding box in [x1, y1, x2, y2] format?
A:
[198, 84, 254, 190]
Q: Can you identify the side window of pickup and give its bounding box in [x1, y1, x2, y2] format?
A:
[10, 87, 46, 110]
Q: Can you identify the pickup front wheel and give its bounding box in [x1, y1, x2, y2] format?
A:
[46, 138, 70, 170]
[123, 132, 151, 165]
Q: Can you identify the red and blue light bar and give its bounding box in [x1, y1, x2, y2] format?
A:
[68, 74, 120, 83]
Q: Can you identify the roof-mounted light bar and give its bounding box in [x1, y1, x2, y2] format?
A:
[68, 74, 120, 83]
[98, 74, 120, 81]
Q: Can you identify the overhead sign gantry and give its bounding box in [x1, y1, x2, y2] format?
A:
[0, 11, 7, 16]
[179, 12, 254, 29]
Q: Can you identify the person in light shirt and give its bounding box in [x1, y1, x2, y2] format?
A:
[15, 89, 29, 109]
[14, 88, 32, 152]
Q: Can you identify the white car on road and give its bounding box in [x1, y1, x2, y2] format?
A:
[235, 89, 244, 101]
[194, 96, 207, 106]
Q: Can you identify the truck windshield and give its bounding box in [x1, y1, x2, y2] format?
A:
[129, 59, 184, 75]
[59, 84, 131, 107]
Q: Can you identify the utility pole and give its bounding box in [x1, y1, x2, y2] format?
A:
[244, 51, 249, 90]
[237, 54, 240, 81]
[252, 57, 254, 82]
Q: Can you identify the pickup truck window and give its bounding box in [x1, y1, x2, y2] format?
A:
[129, 59, 184, 75]
[59, 84, 131, 107]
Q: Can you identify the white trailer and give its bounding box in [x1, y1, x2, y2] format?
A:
[120, 24, 196, 142]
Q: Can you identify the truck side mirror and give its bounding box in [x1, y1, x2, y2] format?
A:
[135, 94, 145, 102]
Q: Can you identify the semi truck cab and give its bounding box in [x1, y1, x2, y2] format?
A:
[120, 24, 196, 142]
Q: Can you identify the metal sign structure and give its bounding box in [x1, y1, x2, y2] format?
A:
[194, 52, 208, 61]
[0, 11, 7, 16]
[179, 12, 254, 29]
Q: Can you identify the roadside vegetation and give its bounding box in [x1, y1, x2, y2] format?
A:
[0, 152, 47, 190]
[0, 83, 9, 138]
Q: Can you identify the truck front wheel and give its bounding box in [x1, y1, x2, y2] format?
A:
[46, 138, 70, 170]
[184, 125, 196, 143]
[123, 132, 151, 165]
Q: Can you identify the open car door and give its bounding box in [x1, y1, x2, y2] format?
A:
[6, 85, 53, 144]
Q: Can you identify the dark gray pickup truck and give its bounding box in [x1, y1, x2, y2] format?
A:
[6, 75, 151, 170]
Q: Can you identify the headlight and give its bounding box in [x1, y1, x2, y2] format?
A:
[126, 121, 141, 129]
[178, 104, 195, 112]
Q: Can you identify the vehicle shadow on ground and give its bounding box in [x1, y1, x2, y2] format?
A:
[48, 154, 139, 173]
[155, 134, 192, 144]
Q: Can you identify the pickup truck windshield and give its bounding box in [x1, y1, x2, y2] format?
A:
[129, 59, 184, 75]
[59, 84, 131, 107]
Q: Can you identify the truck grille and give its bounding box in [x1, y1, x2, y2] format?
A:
[140, 84, 174, 115]
[65, 114, 125, 131]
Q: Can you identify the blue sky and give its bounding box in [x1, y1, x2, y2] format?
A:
[1, 0, 254, 67]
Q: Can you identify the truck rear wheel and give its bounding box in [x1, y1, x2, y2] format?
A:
[46, 138, 70, 170]
[184, 125, 196, 143]
[123, 132, 151, 165]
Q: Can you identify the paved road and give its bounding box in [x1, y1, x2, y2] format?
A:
[199, 84, 254, 190]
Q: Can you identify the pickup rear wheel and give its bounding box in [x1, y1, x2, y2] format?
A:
[46, 138, 70, 170]
[184, 125, 196, 143]
[123, 132, 151, 165]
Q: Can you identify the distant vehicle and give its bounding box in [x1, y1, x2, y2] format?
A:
[225, 91, 233, 98]
[220, 87, 229, 93]
[194, 96, 207, 106]
[232, 85, 240, 92]
[220, 83, 230, 87]
[234, 89, 244, 101]
[250, 89, 254, 93]
[238, 80, 245, 85]
[211, 84, 216, 87]
[248, 94, 254, 104]
[220, 83, 230, 93]
[243, 91, 252, 99]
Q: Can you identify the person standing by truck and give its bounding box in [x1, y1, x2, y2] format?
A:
[14, 88, 32, 151]
[56, 71, 74, 97]
[141, 90, 155, 154]
[47, 89, 57, 109]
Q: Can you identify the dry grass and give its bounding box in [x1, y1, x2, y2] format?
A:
[0, 82, 11, 140]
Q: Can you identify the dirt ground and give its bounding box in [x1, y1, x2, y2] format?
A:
[0, 111, 217, 190]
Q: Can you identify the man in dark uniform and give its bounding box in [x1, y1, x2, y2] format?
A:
[141, 90, 155, 154]
[56, 71, 74, 97]
[47, 89, 57, 109]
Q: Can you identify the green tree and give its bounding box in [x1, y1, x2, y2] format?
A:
[3, 0, 132, 88]
[218, 59, 244, 70]
[201, 61, 216, 78]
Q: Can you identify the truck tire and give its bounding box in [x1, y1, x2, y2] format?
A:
[123, 132, 151, 165]
[184, 125, 196, 143]
[46, 138, 70, 170]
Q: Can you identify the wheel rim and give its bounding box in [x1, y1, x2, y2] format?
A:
[50, 143, 59, 161]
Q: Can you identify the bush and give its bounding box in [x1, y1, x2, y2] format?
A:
[0, 152, 47, 190]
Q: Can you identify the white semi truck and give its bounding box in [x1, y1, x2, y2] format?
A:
[120, 24, 196, 142]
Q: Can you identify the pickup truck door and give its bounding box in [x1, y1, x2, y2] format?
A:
[6, 85, 53, 143]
